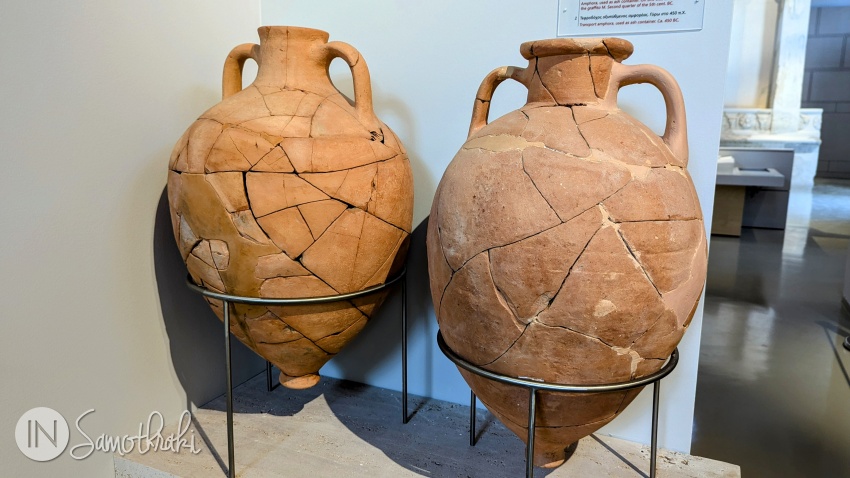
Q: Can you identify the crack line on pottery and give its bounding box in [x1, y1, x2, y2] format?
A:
[179, 220, 203, 262]
[570, 107, 594, 153]
[200, 124, 226, 171]
[224, 131, 254, 167]
[435, 225, 454, 316]
[255, 198, 331, 219]
[534, 317, 617, 350]
[251, 85, 272, 117]
[361, 208, 409, 235]
[549, 175, 633, 226]
[254, 313, 303, 346]
[601, 39, 614, 59]
[271, 309, 355, 354]
[520, 152, 561, 221]
[311, 313, 367, 355]
[536, 221, 603, 314]
[478, 322, 532, 368]
[586, 52, 600, 99]
[244, 189, 277, 244]
[295, 153, 399, 177]
[366, 167, 379, 213]
[493, 400, 619, 431]
[626, 308, 667, 351]
[239, 115, 297, 145]
[346, 208, 371, 292]
[533, 61, 558, 105]
[360, 233, 407, 289]
[537, 142, 593, 160]
[239, 173, 277, 246]
[284, 258, 343, 296]
[614, 227, 662, 298]
[486, 249, 528, 329]
[323, 93, 363, 126]
[612, 217, 700, 224]
[516, 110, 531, 138]
[447, 218, 567, 278]
[574, 112, 610, 125]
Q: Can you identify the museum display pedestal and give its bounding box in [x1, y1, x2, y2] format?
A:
[113, 374, 739, 477]
[720, 108, 822, 231]
[712, 150, 789, 237]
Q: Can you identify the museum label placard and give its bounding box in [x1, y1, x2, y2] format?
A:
[558, 0, 705, 36]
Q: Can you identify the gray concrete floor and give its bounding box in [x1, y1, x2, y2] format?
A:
[116, 374, 739, 477]
[692, 179, 850, 478]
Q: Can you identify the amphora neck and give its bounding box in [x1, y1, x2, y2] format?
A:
[254, 26, 335, 94]
[521, 38, 633, 106]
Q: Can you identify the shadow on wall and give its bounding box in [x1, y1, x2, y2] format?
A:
[321, 216, 437, 398]
[313, 82, 445, 399]
[194, 218, 557, 476]
[152, 81, 439, 411]
[371, 92, 437, 221]
[316, 219, 558, 477]
[153, 75, 474, 471]
[152, 188, 265, 409]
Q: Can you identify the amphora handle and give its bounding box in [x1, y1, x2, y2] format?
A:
[609, 62, 689, 165]
[468, 66, 529, 138]
[324, 41, 383, 135]
[222, 43, 260, 99]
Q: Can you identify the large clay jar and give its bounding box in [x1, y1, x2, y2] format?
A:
[168, 27, 413, 389]
[427, 38, 706, 467]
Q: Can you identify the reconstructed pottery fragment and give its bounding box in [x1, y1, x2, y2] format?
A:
[427, 38, 706, 466]
[168, 26, 413, 389]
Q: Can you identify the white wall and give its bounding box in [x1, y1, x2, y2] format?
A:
[264, 0, 733, 453]
[0, 1, 262, 476]
[725, 0, 780, 107]
[0, 2, 733, 475]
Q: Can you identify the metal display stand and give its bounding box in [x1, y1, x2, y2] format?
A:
[437, 332, 679, 478]
[186, 268, 408, 478]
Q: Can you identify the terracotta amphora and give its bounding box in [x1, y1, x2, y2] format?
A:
[168, 26, 413, 389]
[426, 37, 706, 467]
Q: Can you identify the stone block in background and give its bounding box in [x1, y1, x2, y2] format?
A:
[810, 72, 850, 102]
[822, 113, 850, 162]
[805, 37, 844, 69]
[816, 7, 850, 35]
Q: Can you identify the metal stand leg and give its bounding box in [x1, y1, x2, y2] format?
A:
[184, 270, 407, 476]
[470, 391, 477, 446]
[265, 361, 273, 392]
[223, 300, 235, 478]
[436, 333, 680, 478]
[650, 381, 660, 478]
[526, 389, 537, 478]
[402, 276, 409, 424]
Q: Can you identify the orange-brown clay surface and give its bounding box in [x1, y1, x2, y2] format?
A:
[169, 27, 413, 389]
[427, 37, 706, 467]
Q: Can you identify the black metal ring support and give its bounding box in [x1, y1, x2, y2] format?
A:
[437, 331, 679, 478]
[186, 268, 408, 478]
